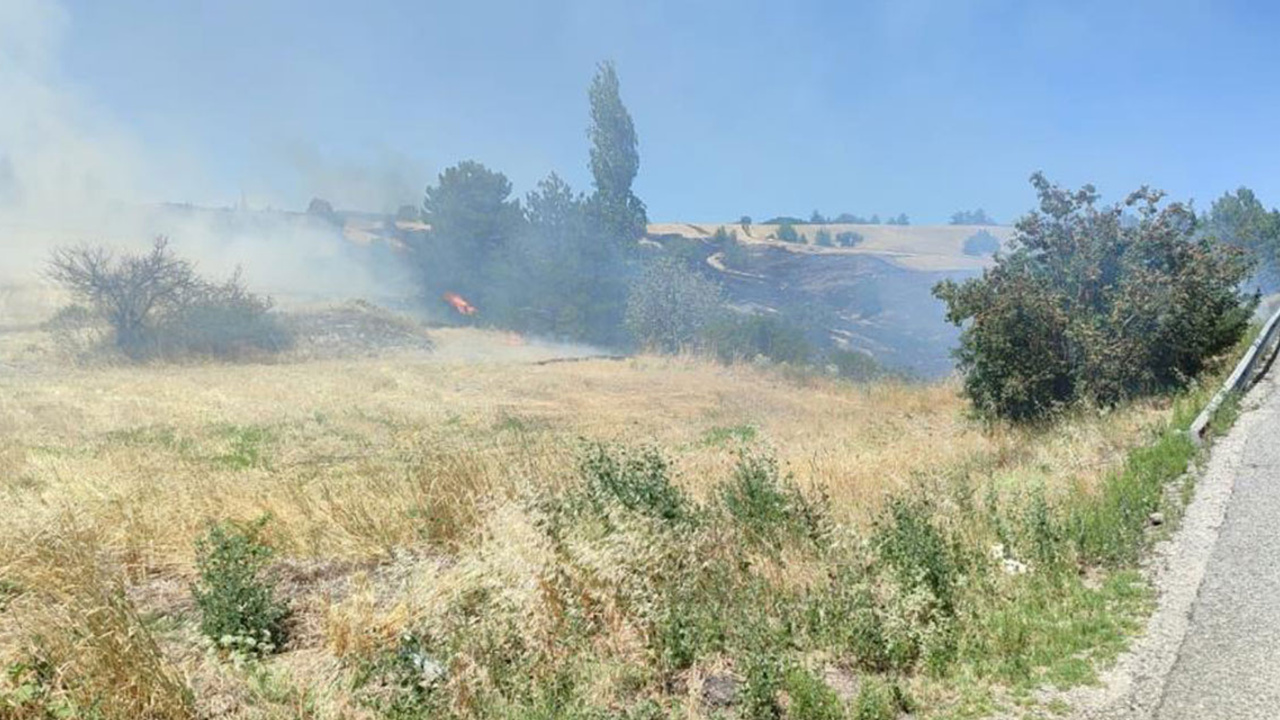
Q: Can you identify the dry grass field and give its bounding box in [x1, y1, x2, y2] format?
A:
[646, 223, 1015, 272]
[0, 291, 1187, 718]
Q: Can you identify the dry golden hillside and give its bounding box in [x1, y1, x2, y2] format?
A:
[647, 222, 1015, 272]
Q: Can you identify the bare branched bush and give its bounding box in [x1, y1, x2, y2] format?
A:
[46, 237, 292, 361]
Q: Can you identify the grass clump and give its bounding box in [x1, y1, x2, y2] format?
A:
[576, 441, 689, 523]
[782, 666, 843, 720]
[0, 528, 193, 719]
[852, 677, 912, 720]
[192, 516, 289, 656]
[718, 450, 825, 548]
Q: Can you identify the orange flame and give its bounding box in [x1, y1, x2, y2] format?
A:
[443, 292, 477, 316]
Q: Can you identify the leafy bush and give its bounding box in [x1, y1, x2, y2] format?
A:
[702, 313, 814, 365]
[722, 234, 751, 269]
[827, 348, 886, 381]
[741, 653, 784, 719]
[814, 229, 834, 247]
[962, 229, 1001, 256]
[576, 442, 689, 523]
[159, 271, 293, 358]
[192, 517, 288, 656]
[835, 230, 864, 247]
[625, 256, 725, 352]
[934, 173, 1257, 420]
[852, 677, 912, 720]
[873, 498, 960, 615]
[718, 451, 824, 547]
[775, 220, 801, 244]
[782, 666, 843, 720]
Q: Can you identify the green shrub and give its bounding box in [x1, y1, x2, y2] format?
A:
[712, 226, 738, 244]
[835, 230, 864, 247]
[718, 451, 824, 547]
[576, 442, 688, 523]
[702, 313, 814, 365]
[783, 666, 843, 720]
[741, 652, 784, 720]
[160, 273, 294, 358]
[935, 173, 1256, 421]
[776, 221, 801, 244]
[852, 677, 911, 720]
[814, 229, 834, 247]
[827, 348, 886, 381]
[192, 517, 288, 655]
[873, 499, 960, 615]
[961, 229, 1001, 256]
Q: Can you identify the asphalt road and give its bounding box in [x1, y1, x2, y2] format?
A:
[1154, 374, 1280, 719]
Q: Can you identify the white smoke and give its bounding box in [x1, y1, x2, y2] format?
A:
[0, 0, 412, 305]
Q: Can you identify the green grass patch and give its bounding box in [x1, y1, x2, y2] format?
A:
[211, 424, 274, 470]
[700, 423, 758, 447]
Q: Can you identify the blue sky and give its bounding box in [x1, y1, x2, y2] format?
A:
[43, 0, 1280, 222]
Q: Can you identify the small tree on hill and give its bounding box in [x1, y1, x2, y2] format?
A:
[934, 173, 1256, 421]
[776, 220, 801, 244]
[950, 209, 996, 225]
[962, 230, 1001, 256]
[836, 231, 864, 247]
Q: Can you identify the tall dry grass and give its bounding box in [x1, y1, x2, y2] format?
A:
[0, 337, 1166, 571]
[0, 327, 1176, 715]
[0, 524, 193, 718]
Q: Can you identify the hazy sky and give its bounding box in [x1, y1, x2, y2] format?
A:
[20, 0, 1280, 222]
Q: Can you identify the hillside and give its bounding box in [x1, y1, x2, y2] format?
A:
[648, 222, 1013, 273]
[646, 222, 1013, 376]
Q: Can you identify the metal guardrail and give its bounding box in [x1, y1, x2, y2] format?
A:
[1189, 304, 1280, 444]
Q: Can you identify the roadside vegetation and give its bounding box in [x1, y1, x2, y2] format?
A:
[0, 312, 1248, 718]
[936, 174, 1256, 421]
